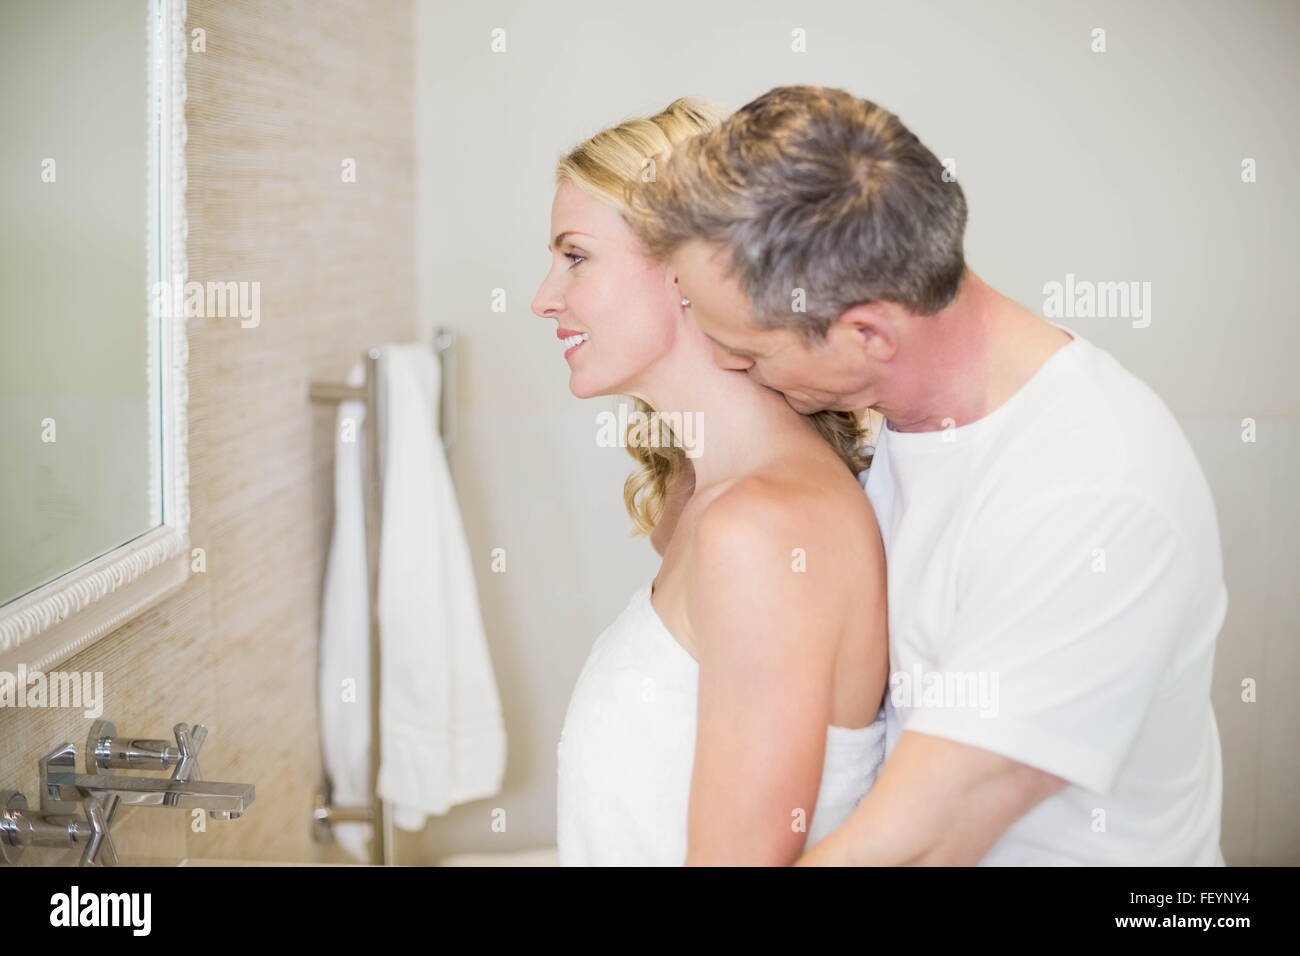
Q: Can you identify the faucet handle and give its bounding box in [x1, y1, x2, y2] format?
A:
[171, 723, 208, 782]
[79, 797, 118, 867]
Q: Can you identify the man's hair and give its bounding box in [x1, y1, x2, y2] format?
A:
[626, 85, 968, 342]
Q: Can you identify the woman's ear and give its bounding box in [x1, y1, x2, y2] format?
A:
[665, 264, 681, 292]
[664, 266, 690, 310]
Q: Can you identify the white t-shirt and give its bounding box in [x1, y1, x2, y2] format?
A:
[862, 323, 1226, 865]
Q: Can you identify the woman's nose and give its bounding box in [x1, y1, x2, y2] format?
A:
[531, 281, 562, 321]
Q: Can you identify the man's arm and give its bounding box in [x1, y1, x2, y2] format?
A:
[795, 730, 1067, 865]
[650, 459, 695, 556]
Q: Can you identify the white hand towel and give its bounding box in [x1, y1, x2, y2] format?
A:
[376, 344, 507, 829]
[317, 360, 372, 861]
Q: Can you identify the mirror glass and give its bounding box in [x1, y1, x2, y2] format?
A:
[0, 0, 161, 606]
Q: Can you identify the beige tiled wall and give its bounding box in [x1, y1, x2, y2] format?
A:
[0, 0, 416, 865]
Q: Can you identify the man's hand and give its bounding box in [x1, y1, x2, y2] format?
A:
[650, 459, 695, 556]
[795, 730, 1068, 865]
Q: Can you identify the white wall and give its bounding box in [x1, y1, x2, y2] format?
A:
[415, 0, 1299, 863]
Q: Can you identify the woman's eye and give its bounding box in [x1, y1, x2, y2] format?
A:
[564, 252, 585, 268]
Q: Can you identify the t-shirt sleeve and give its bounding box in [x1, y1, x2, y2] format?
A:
[900, 486, 1198, 795]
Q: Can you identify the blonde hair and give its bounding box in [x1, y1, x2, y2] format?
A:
[554, 97, 872, 536]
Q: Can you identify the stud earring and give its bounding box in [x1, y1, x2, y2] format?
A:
[680, 297, 691, 306]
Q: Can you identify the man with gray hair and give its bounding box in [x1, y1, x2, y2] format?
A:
[631, 85, 1226, 865]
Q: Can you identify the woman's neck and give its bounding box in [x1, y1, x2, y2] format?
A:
[629, 350, 820, 490]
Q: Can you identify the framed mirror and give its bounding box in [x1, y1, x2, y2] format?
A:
[0, 0, 189, 674]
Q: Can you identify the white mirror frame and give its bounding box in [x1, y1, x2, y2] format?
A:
[0, 0, 190, 675]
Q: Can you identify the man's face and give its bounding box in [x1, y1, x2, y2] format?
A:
[670, 239, 877, 414]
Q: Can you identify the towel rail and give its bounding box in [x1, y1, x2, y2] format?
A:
[306, 328, 457, 866]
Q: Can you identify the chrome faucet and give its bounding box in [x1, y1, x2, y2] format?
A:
[0, 720, 255, 866]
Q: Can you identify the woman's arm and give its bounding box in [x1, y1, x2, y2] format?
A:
[680, 477, 851, 866]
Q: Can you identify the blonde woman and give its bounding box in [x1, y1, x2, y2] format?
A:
[533, 99, 888, 865]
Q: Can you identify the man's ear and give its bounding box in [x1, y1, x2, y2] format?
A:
[837, 302, 899, 362]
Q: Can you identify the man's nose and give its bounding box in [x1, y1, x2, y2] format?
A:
[712, 342, 754, 371]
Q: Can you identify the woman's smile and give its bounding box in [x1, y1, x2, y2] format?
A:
[557, 328, 590, 359]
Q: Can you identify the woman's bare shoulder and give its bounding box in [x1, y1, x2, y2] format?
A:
[689, 466, 882, 594]
[696, 461, 880, 547]
[679, 467, 882, 669]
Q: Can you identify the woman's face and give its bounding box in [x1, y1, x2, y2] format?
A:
[531, 182, 679, 400]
